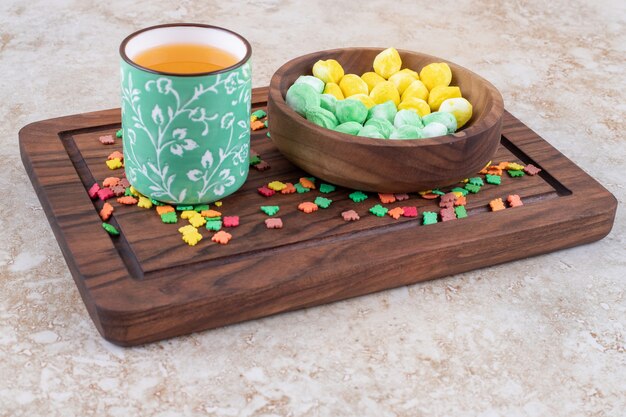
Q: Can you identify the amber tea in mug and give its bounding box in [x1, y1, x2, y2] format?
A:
[133, 43, 239, 74]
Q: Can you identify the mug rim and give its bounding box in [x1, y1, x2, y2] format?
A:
[119, 23, 252, 77]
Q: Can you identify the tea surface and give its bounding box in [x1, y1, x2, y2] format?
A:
[133, 43, 238, 74]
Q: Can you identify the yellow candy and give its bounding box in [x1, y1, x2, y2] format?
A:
[398, 68, 419, 79]
[181, 230, 202, 246]
[312, 59, 344, 84]
[419, 62, 452, 91]
[369, 81, 400, 106]
[361, 71, 386, 91]
[323, 82, 344, 100]
[268, 181, 287, 191]
[507, 162, 524, 171]
[388, 71, 417, 95]
[137, 196, 153, 209]
[400, 79, 429, 102]
[106, 158, 123, 170]
[180, 210, 197, 219]
[339, 74, 369, 97]
[398, 97, 431, 117]
[178, 225, 197, 235]
[188, 213, 207, 228]
[348, 93, 376, 109]
[373, 47, 402, 79]
[439, 97, 473, 128]
[427, 85, 462, 111]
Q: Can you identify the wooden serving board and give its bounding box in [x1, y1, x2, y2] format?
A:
[20, 87, 617, 346]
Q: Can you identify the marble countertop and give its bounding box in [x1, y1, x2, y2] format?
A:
[1, 0, 624, 415]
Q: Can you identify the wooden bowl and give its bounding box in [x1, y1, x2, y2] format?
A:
[267, 47, 504, 193]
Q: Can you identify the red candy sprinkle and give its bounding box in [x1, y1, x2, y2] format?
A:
[223, 216, 240, 227]
[402, 206, 418, 217]
[258, 186, 275, 197]
[88, 183, 100, 199]
[96, 188, 114, 201]
[524, 164, 542, 176]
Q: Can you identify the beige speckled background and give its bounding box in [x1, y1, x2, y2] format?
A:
[1, 0, 624, 416]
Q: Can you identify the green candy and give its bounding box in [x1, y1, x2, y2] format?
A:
[102, 222, 119, 235]
[394, 109, 424, 129]
[367, 100, 397, 123]
[421, 122, 448, 138]
[389, 125, 423, 139]
[286, 83, 321, 116]
[294, 75, 325, 94]
[364, 118, 394, 138]
[422, 111, 457, 134]
[335, 99, 368, 124]
[334, 121, 363, 135]
[358, 125, 385, 139]
[251, 109, 267, 119]
[319, 94, 338, 114]
[305, 106, 338, 129]
[205, 220, 222, 231]
[314, 196, 332, 208]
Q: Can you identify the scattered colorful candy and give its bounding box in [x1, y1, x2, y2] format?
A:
[92, 112, 540, 250]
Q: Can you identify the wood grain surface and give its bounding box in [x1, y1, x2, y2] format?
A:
[268, 48, 504, 192]
[19, 87, 617, 346]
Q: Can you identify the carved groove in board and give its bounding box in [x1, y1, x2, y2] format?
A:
[500, 135, 572, 197]
[59, 130, 145, 280]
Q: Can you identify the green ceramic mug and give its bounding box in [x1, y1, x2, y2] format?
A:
[119, 23, 252, 204]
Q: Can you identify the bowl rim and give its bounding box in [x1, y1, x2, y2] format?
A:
[268, 47, 504, 148]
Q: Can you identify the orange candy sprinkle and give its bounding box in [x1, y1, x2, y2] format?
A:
[378, 193, 396, 204]
[387, 207, 404, 219]
[299, 177, 316, 189]
[298, 202, 318, 213]
[116, 196, 138, 205]
[489, 198, 506, 211]
[212, 230, 232, 245]
[99, 202, 114, 221]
